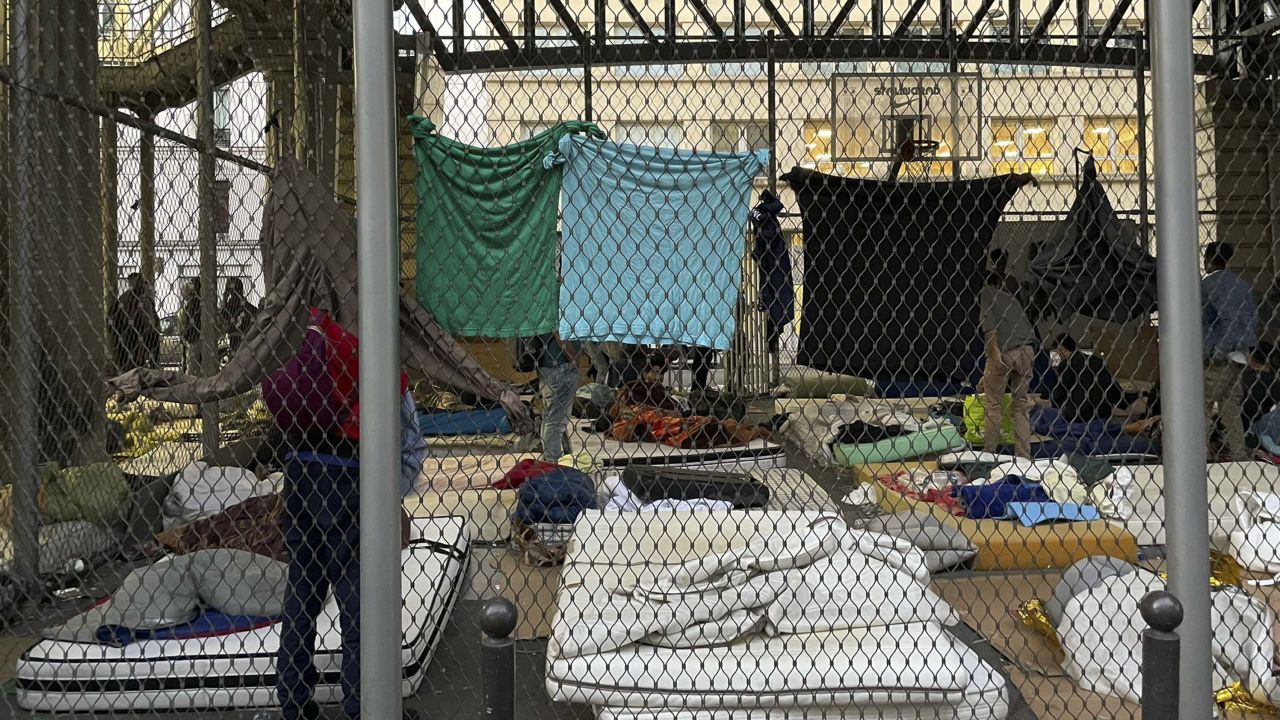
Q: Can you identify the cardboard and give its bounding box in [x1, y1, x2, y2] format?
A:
[933, 573, 1065, 674]
[495, 551, 563, 640]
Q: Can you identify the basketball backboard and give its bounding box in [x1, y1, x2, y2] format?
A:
[829, 72, 984, 165]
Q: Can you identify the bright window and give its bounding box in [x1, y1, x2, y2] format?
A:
[1084, 118, 1140, 175]
[989, 118, 1056, 176]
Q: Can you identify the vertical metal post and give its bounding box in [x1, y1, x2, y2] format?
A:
[583, 36, 594, 122]
[733, 0, 746, 37]
[9, 0, 41, 591]
[766, 31, 780, 389]
[453, 0, 466, 56]
[766, 31, 777, 193]
[1140, 591, 1184, 720]
[195, 0, 220, 454]
[1135, 24, 1151, 251]
[480, 598, 518, 720]
[1150, 2, 1213, 717]
[353, 0, 403, 716]
[102, 117, 120, 365]
[138, 113, 157, 287]
[871, 0, 884, 39]
[1076, 0, 1090, 45]
[523, 0, 536, 51]
[802, 0, 815, 38]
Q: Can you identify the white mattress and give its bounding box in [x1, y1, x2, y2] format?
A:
[1116, 462, 1280, 546]
[545, 511, 1006, 714]
[593, 634, 1009, 719]
[426, 433, 786, 471]
[548, 622, 970, 708]
[15, 516, 469, 713]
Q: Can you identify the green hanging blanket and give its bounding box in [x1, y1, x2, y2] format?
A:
[409, 118, 602, 337]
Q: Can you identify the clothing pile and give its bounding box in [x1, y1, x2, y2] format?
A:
[885, 454, 1139, 525]
[545, 512, 1010, 719]
[162, 461, 279, 530]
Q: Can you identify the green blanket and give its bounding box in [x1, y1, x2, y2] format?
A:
[833, 426, 968, 468]
[42, 462, 131, 528]
[409, 117, 602, 337]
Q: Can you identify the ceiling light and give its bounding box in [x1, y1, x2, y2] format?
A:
[994, 139, 1014, 147]
[817, 128, 833, 138]
[1022, 127, 1045, 135]
[816, 153, 832, 161]
[1092, 127, 1113, 135]
[805, 142, 818, 149]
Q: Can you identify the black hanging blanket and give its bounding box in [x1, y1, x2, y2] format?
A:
[785, 168, 1033, 383]
[1027, 156, 1157, 323]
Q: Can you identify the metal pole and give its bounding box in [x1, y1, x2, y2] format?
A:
[195, 0, 220, 454]
[1140, 590, 1184, 720]
[767, 31, 777, 192]
[138, 112, 157, 289]
[583, 36, 593, 123]
[102, 117, 120, 367]
[1136, 26, 1151, 252]
[480, 598, 518, 720]
[353, 0, 403, 715]
[1150, 2, 1213, 717]
[9, 0, 40, 591]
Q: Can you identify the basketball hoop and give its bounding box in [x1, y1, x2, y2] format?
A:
[898, 138, 941, 162]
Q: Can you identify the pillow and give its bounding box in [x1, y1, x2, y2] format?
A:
[190, 549, 288, 617]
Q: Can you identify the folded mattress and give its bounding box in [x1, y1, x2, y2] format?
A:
[593, 631, 1009, 720]
[545, 511, 1005, 714]
[833, 426, 967, 468]
[15, 516, 469, 713]
[547, 622, 970, 708]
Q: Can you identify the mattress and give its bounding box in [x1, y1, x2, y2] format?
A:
[545, 511, 1004, 712]
[1119, 461, 1280, 547]
[833, 426, 967, 468]
[548, 623, 970, 708]
[425, 431, 785, 471]
[15, 516, 470, 713]
[417, 407, 511, 436]
[592, 632, 1009, 719]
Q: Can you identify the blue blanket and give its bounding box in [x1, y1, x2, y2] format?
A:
[97, 610, 277, 646]
[513, 467, 597, 525]
[1027, 406, 1156, 457]
[416, 407, 511, 437]
[551, 135, 767, 350]
[957, 477, 1051, 520]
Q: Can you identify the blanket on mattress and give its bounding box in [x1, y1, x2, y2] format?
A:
[44, 549, 287, 646]
[417, 407, 511, 436]
[833, 426, 967, 468]
[546, 512, 988, 710]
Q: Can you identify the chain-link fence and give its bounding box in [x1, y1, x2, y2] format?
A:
[0, 0, 1278, 718]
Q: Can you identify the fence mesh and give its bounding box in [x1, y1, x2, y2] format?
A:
[0, 0, 1279, 718]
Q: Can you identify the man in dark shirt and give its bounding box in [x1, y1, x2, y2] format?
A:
[1048, 334, 1124, 423]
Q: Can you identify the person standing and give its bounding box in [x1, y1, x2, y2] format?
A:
[109, 272, 161, 372]
[1202, 242, 1257, 461]
[527, 333, 578, 460]
[176, 278, 203, 374]
[979, 249, 1038, 458]
[263, 308, 423, 720]
[220, 277, 258, 354]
